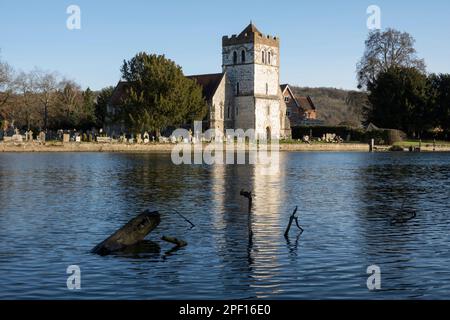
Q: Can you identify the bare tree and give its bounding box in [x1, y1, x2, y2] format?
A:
[0, 58, 13, 107]
[55, 79, 83, 127]
[33, 69, 60, 130]
[14, 71, 40, 129]
[357, 28, 426, 89]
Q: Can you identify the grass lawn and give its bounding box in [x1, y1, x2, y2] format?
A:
[280, 139, 361, 145]
[394, 140, 450, 147]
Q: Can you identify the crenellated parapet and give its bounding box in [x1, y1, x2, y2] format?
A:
[222, 24, 280, 48]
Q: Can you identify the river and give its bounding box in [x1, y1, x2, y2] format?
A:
[0, 152, 449, 299]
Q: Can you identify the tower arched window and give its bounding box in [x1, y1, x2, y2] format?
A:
[241, 50, 246, 63]
[233, 51, 237, 64]
[266, 83, 268, 95]
[262, 50, 265, 64]
[268, 52, 271, 65]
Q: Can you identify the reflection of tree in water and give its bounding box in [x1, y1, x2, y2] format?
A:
[355, 159, 449, 294]
[359, 163, 428, 221]
[114, 153, 209, 213]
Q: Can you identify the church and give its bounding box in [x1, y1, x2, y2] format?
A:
[188, 23, 291, 140]
[107, 23, 294, 140]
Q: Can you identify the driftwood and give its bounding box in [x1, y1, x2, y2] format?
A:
[162, 236, 187, 248]
[284, 206, 303, 238]
[92, 210, 161, 256]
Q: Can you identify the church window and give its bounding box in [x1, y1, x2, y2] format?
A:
[262, 50, 265, 64]
[241, 50, 246, 63]
[266, 83, 268, 95]
[236, 82, 240, 96]
[227, 106, 231, 119]
[266, 105, 270, 116]
[285, 96, 289, 102]
[233, 51, 237, 64]
[268, 52, 271, 64]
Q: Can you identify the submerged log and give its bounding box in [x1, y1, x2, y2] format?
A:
[162, 236, 187, 248]
[92, 210, 161, 256]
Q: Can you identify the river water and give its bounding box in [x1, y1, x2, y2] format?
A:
[0, 152, 449, 299]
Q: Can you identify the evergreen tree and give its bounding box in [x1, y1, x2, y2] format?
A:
[366, 67, 430, 136]
[120, 52, 207, 136]
[94, 86, 114, 128]
[80, 87, 96, 129]
[428, 74, 450, 132]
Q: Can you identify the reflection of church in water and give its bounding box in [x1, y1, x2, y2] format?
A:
[210, 158, 287, 296]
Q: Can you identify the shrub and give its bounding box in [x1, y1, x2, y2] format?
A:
[389, 145, 405, 152]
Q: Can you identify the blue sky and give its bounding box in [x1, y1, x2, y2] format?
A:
[1, 0, 449, 90]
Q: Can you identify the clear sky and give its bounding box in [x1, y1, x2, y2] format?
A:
[1, 0, 449, 91]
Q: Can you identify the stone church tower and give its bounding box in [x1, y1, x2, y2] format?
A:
[222, 23, 287, 140]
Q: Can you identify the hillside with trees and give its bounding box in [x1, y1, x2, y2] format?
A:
[290, 86, 367, 127]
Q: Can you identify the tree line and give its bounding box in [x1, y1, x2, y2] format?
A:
[0, 55, 114, 133]
[357, 29, 450, 139]
[1, 52, 207, 137]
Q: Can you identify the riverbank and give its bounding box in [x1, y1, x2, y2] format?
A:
[2, 141, 450, 153]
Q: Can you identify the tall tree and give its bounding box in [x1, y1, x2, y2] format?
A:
[366, 67, 430, 136]
[428, 74, 450, 132]
[15, 71, 39, 129]
[120, 52, 207, 136]
[94, 86, 114, 128]
[357, 29, 426, 89]
[54, 79, 83, 129]
[34, 69, 59, 130]
[79, 87, 96, 129]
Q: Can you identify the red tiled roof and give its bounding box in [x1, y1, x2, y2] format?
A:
[296, 95, 316, 111]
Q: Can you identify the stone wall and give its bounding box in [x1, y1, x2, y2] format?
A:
[234, 96, 255, 131]
[210, 76, 226, 134]
[254, 97, 281, 139]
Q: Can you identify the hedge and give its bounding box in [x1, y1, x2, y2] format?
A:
[291, 126, 406, 145]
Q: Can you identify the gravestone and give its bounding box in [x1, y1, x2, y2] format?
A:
[143, 131, 150, 144]
[39, 131, 46, 143]
[63, 133, 70, 144]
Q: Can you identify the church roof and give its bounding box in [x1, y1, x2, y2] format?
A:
[109, 73, 225, 107]
[187, 73, 225, 102]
